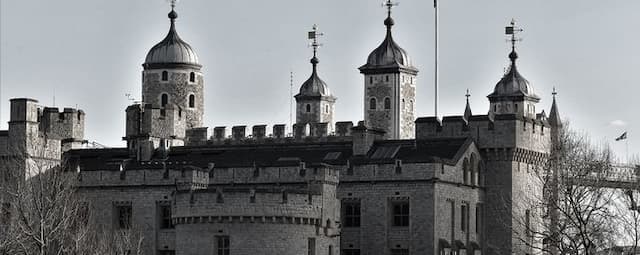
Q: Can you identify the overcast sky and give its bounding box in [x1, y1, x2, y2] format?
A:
[1, 0, 639, 161]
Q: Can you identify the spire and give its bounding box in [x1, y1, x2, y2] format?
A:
[464, 89, 472, 121]
[144, 0, 199, 67]
[548, 87, 562, 127]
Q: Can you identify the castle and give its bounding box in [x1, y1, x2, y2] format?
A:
[0, 2, 563, 255]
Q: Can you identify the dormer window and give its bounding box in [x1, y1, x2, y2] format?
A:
[161, 71, 168, 81]
[189, 72, 196, 82]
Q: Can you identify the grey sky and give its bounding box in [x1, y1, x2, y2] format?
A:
[1, 0, 638, 160]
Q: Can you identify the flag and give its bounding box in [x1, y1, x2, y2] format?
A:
[616, 131, 628, 141]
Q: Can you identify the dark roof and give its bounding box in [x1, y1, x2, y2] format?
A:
[359, 17, 417, 74]
[487, 51, 539, 102]
[67, 137, 474, 170]
[144, 9, 199, 68]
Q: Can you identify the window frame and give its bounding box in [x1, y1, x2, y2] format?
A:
[115, 204, 132, 229]
[391, 200, 410, 227]
[159, 203, 174, 230]
[216, 235, 230, 255]
[369, 98, 377, 110]
[342, 201, 361, 228]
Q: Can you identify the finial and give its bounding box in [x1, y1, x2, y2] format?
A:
[383, 0, 398, 28]
[505, 18, 523, 63]
[552, 87, 557, 97]
[308, 24, 324, 71]
[465, 89, 471, 100]
[168, 0, 178, 20]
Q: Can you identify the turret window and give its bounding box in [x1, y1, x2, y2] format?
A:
[306, 104, 311, 113]
[161, 93, 169, 107]
[384, 98, 391, 110]
[369, 98, 377, 110]
[386, 75, 389, 82]
[189, 72, 196, 82]
[325, 105, 329, 113]
[161, 71, 168, 81]
[369, 76, 373, 84]
[189, 95, 195, 108]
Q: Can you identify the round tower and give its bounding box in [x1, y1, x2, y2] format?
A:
[294, 25, 336, 132]
[142, 5, 203, 129]
[359, 1, 418, 139]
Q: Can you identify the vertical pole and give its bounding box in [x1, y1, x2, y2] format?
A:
[290, 71, 293, 135]
[434, 0, 439, 119]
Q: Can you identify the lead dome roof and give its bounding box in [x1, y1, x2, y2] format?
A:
[144, 10, 200, 68]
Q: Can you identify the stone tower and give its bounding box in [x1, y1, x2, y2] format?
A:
[359, 1, 418, 139]
[482, 20, 549, 254]
[142, 5, 203, 129]
[295, 25, 336, 133]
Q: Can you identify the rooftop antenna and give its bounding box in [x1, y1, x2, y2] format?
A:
[434, 0, 439, 119]
[289, 71, 293, 130]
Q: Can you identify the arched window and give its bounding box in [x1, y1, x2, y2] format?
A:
[463, 158, 469, 185]
[470, 153, 478, 186]
[306, 104, 311, 113]
[369, 98, 377, 110]
[188, 95, 195, 108]
[161, 94, 169, 107]
[161, 71, 168, 81]
[189, 72, 196, 82]
[384, 97, 391, 110]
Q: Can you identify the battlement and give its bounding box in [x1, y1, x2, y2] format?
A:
[415, 113, 551, 153]
[125, 103, 186, 140]
[74, 159, 338, 189]
[5, 98, 87, 153]
[197, 121, 356, 146]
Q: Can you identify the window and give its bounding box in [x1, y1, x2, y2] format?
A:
[161, 94, 169, 107]
[189, 72, 196, 82]
[369, 76, 373, 84]
[390, 249, 409, 255]
[189, 95, 195, 108]
[329, 245, 333, 255]
[392, 201, 409, 227]
[385, 75, 389, 82]
[306, 104, 311, 113]
[325, 105, 329, 113]
[369, 98, 377, 110]
[462, 158, 469, 185]
[162, 71, 168, 81]
[384, 97, 391, 110]
[343, 202, 361, 227]
[342, 249, 360, 255]
[216, 236, 230, 255]
[461, 204, 468, 232]
[308, 238, 316, 255]
[116, 205, 132, 229]
[159, 204, 173, 229]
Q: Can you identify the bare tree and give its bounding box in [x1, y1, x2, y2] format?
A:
[0, 140, 144, 255]
[511, 125, 620, 255]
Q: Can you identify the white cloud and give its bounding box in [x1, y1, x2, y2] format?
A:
[610, 120, 627, 127]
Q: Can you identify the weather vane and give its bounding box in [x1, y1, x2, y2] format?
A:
[552, 87, 557, 98]
[168, 0, 178, 9]
[383, 0, 399, 17]
[505, 18, 524, 52]
[465, 89, 471, 100]
[308, 24, 324, 58]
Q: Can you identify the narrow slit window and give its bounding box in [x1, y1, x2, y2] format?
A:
[189, 72, 196, 82]
[162, 71, 168, 81]
[189, 95, 195, 108]
[161, 94, 169, 107]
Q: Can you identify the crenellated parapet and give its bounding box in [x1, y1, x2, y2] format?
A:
[416, 113, 552, 155]
[202, 121, 359, 146]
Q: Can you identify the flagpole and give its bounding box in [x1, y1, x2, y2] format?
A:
[434, 0, 439, 119]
